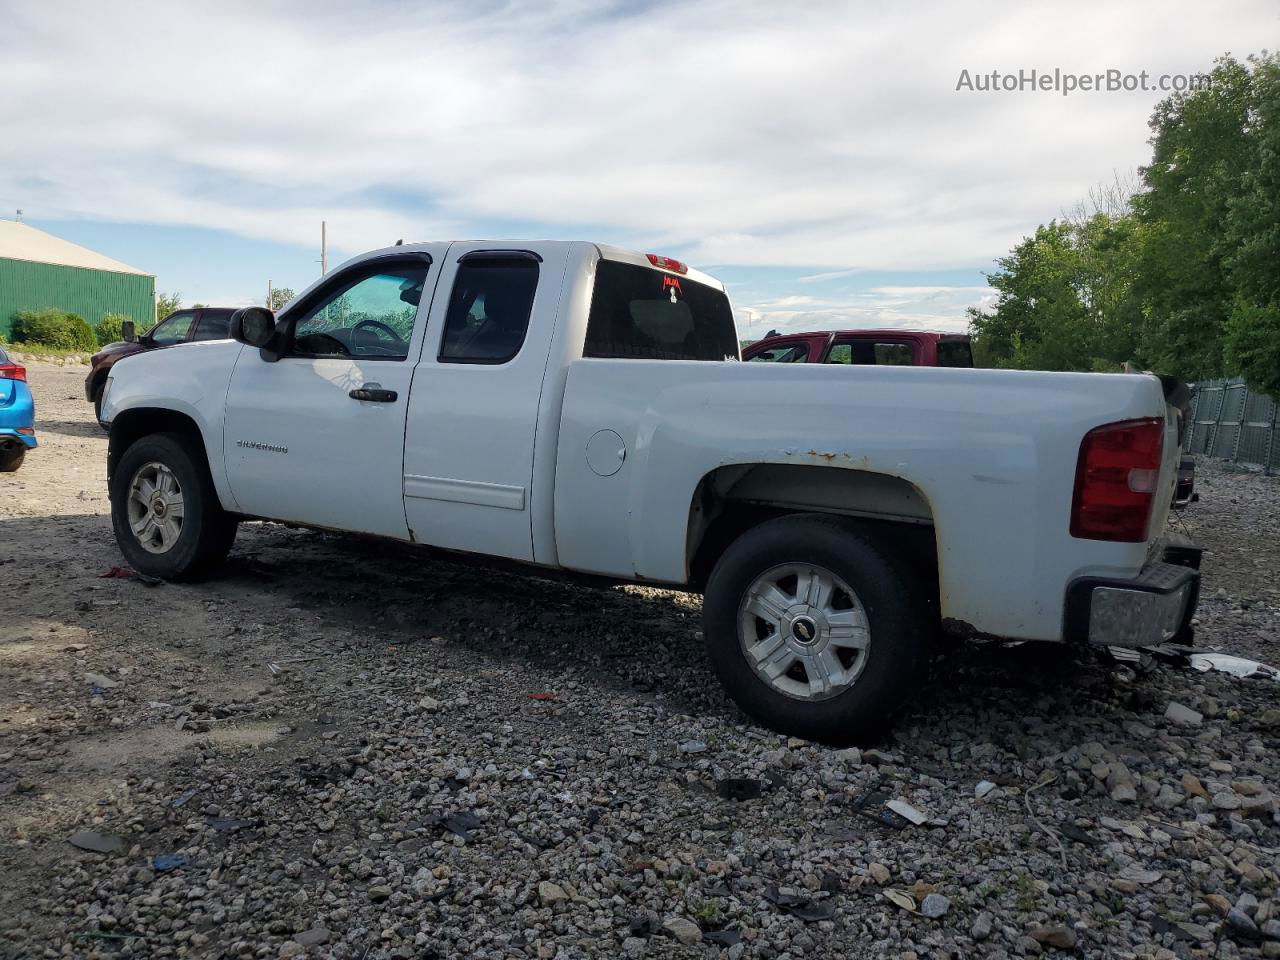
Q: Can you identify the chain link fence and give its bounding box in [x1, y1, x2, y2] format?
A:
[1185, 378, 1279, 474]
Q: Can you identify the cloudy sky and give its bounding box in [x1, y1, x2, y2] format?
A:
[1, 0, 1274, 334]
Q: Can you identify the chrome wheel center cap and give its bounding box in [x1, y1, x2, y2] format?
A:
[151, 498, 167, 518]
[790, 615, 819, 646]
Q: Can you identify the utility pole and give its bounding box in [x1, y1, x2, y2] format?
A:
[320, 221, 328, 275]
[267, 280, 273, 310]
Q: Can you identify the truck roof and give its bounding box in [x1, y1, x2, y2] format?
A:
[333, 240, 725, 292]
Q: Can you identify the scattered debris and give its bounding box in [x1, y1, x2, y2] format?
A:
[425, 810, 482, 840]
[764, 884, 835, 922]
[525, 692, 558, 700]
[850, 788, 910, 830]
[1164, 701, 1204, 725]
[68, 830, 124, 854]
[1189, 652, 1280, 682]
[151, 853, 187, 872]
[974, 779, 997, 799]
[82, 672, 120, 689]
[884, 890, 917, 912]
[715, 777, 765, 801]
[702, 929, 743, 946]
[97, 565, 161, 586]
[1057, 822, 1101, 846]
[885, 799, 928, 825]
[678, 740, 707, 754]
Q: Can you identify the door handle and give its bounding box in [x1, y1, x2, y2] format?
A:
[349, 382, 398, 403]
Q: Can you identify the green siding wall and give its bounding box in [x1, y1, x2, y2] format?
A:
[0, 258, 155, 339]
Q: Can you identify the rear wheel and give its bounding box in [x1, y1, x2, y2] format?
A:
[703, 514, 929, 745]
[110, 432, 237, 580]
[0, 447, 25, 472]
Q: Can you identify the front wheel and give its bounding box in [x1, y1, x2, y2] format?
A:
[110, 432, 237, 580]
[702, 514, 929, 745]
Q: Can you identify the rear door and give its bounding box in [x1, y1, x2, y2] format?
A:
[223, 249, 444, 537]
[401, 243, 569, 560]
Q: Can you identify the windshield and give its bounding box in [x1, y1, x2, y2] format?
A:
[584, 259, 739, 361]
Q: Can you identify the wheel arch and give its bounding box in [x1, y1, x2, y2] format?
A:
[685, 462, 939, 593]
[108, 407, 211, 486]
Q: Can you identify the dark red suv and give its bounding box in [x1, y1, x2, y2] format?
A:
[85, 307, 240, 422]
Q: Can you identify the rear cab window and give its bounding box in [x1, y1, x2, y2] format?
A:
[937, 338, 974, 367]
[584, 259, 738, 361]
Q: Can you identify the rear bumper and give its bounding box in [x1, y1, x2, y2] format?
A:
[0, 428, 37, 450]
[1065, 538, 1201, 648]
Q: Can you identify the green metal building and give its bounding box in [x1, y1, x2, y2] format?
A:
[0, 220, 154, 340]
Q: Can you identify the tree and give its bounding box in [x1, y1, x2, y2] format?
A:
[268, 288, 296, 311]
[1131, 55, 1261, 381]
[155, 292, 183, 323]
[968, 213, 1144, 372]
[1222, 54, 1280, 397]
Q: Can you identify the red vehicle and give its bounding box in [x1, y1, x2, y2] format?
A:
[742, 329, 973, 367]
[85, 307, 241, 423]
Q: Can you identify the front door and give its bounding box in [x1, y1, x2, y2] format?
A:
[401, 244, 567, 561]
[223, 250, 443, 538]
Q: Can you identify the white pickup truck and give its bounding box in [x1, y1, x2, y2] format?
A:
[100, 240, 1200, 743]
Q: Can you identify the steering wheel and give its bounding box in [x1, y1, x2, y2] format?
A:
[296, 331, 351, 356]
[354, 319, 406, 346]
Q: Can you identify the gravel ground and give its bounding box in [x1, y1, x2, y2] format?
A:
[1, 361, 1278, 960]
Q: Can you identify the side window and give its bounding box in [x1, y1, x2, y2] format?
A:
[826, 343, 854, 364]
[192, 311, 232, 341]
[439, 256, 538, 364]
[290, 262, 428, 360]
[826, 340, 916, 365]
[149, 311, 196, 345]
[875, 342, 915, 365]
[749, 342, 809, 362]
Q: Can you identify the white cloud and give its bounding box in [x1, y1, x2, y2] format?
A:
[0, 0, 1274, 275]
[736, 285, 998, 336]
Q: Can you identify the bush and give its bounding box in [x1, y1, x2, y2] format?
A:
[96, 313, 131, 346]
[11, 308, 100, 352]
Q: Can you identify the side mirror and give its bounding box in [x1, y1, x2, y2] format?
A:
[121, 320, 136, 343]
[230, 307, 277, 348]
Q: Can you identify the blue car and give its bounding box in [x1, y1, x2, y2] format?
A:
[0, 345, 36, 472]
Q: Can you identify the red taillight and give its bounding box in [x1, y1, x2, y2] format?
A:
[0, 363, 26, 382]
[646, 253, 688, 274]
[1070, 418, 1164, 542]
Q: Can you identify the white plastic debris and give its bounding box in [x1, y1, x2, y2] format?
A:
[1164, 701, 1204, 726]
[886, 799, 928, 825]
[1188, 653, 1280, 682]
[975, 780, 997, 799]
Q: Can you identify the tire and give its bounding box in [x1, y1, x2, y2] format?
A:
[110, 431, 237, 581]
[0, 447, 24, 472]
[703, 513, 929, 745]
